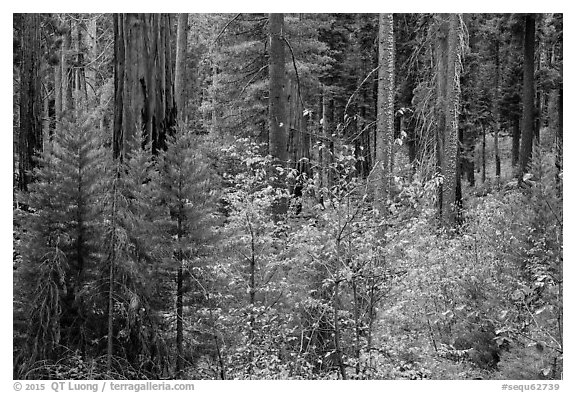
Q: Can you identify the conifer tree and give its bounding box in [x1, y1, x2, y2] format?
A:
[153, 128, 213, 377]
[15, 114, 106, 373]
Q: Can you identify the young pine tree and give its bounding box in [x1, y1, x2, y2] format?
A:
[15, 115, 106, 377]
[153, 128, 214, 378]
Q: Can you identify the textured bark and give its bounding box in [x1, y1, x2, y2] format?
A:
[113, 13, 176, 160]
[174, 13, 189, 125]
[18, 13, 42, 191]
[268, 13, 288, 217]
[441, 14, 462, 226]
[113, 14, 125, 159]
[62, 21, 73, 113]
[494, 38, 501, 180]
[435, 14, 449, 219]
[54, 61, 62, 135]
[512, 115, 520, 167]
[321, 86, 332, 192]
[85, 16, 98, 105]
[555, 86, 562, 194]
[519, 14, 536, 176]
[375, 13, 394, 213]
[269, 13, 287, 164]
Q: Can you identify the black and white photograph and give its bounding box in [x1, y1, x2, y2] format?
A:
[10, 6, 566, 388]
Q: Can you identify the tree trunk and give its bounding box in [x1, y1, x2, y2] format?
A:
[321, 86, 332, 194]
[512, 115, 520, 167]
[481, 126, 486, 183]
[113, 13, 176, 160]
[268, 13, 288, 217]
[435, 14, 449, 220]
[333, 281, 347, 380]
[62, 19, 73, 113]
[555, 86, 562, 194]
[54, 62, 62, 136]
[375, 13, 394, 214]
[174, 13, 189, 125]
[269, 13, 287, 163]
[441, 14, 463, 226]
[85, 15, 98, 105]
[176, 215, 184, 378]
[494, 37, 501, 181]
[519, 14, 536, 176]
[18, 13, 42, 191]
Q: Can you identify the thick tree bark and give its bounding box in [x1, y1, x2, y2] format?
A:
[174, 13, 189, 125]
[268, 13, 288, 217]
[269, 13, 287, 164]
[441, 14, 463, 226]
[18, 13, 42, 191]
[436, 14, 449, 220]
[375, 13, 394, 214]
[113, 13, 176, 160]
[519, 14, 536, 176]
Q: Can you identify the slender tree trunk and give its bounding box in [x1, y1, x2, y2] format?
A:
[555, 86, 562, 194]
[54, 62, 62, 135]
[494, 38, 501, 181]
[512, 115, 520, 167]
[176, 214, 184, 378]
[352, 281, 360, 376]
[441, 14, 463, 226]
[85, 15, 98, 106]
[174, 13, 189, 125]
[481, 126, 486, 183]
[333, 280, 347, 380]
[107, 174, 118, 373]
[113, 14, 125, 159]
[376, 13, 394, 214]
[62, 20, 72, 113]
[321, 86, 332, 194]
[18, 13, 42, 191]
[495, 128, 501, 180]
[519, 14, 536, 176]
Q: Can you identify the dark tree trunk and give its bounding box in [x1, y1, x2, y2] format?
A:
[18, 13, 42, 191]
[494, 38, 501, 181]
[555, 86, 562, 194]
[482, 126, 486, 183]
[519, 14, 536, 176]
[174, 13, 188, 125]
[512, 115, 520, 167]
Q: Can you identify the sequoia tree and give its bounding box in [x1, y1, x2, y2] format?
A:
[18, 13, 42, 191]
[113, 13, 176, 159]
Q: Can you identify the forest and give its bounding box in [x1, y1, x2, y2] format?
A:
[12, 13, 563, 380]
